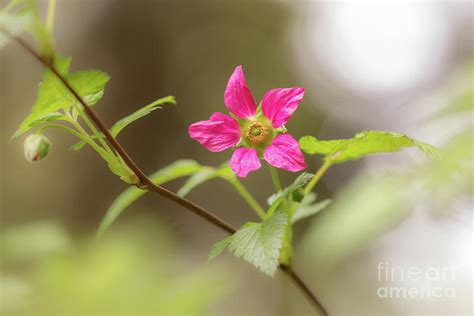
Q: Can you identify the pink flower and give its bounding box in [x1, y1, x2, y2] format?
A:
[189, 66, 307, 178]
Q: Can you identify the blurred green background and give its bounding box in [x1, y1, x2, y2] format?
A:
[1, 1, 472, 315]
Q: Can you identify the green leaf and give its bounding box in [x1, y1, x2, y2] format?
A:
[52, 54, 72, 74]
[11, 56, 110, 140]
[298, 191, 317, 205]
[97, 160, 202, 237]
[267, 172, 314, 206]
[299, 131, 440, 163]
[412, 139, 441, 158]
[68, 141, 86, 152]
[226, 212, 288, 276]
[292, 194, 331, 223]
[68, 96, 175, 151]
[207, 236, 233, 263]
[298, 137, 346, 156]
[209, 212, 288, 276]
[11, 54, 72, 139]
[105, 155, 139, 185]
[177, 163, 233, 197]
[67, 70, 110, 106]
[28, 112, 63, 127]
[110, 96, 176, 137]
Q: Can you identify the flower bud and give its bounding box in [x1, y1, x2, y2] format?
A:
[24, 134, 51, 162]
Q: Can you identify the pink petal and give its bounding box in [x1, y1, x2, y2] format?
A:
[188, 112, 241, 152]
[261, 87, 305, 128]
[229, 147, 262, 178]
[263, 134, 307, 172]
[224, 66, 257, 119]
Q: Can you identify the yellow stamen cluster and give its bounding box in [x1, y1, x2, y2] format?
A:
[244, 121, 271, 147]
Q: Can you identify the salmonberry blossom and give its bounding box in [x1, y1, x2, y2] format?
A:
[188, 66, 307, 178]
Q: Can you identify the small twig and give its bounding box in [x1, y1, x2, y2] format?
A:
[11, 35, 328, 315]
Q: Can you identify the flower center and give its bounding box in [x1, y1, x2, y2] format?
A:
[244, 121, 272, 148]
[249, 125, 263, 136]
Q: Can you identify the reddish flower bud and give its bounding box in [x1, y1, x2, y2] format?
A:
[24, 134, 51, 162]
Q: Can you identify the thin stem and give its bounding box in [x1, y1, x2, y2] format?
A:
[63, 115, 108, 157]
[78, 110, 115, 155]
[228, 178, 266, 219]
[38, 122, 108, 158]
[10, 35, 328, 315]
[268, 165, 282, 192]
[64, 113, 91, 138]
[268, 164, 293, 211]
[303, 159, 333, 195]
[37, 123, 85, 140]
[46, 0, 57, 34]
